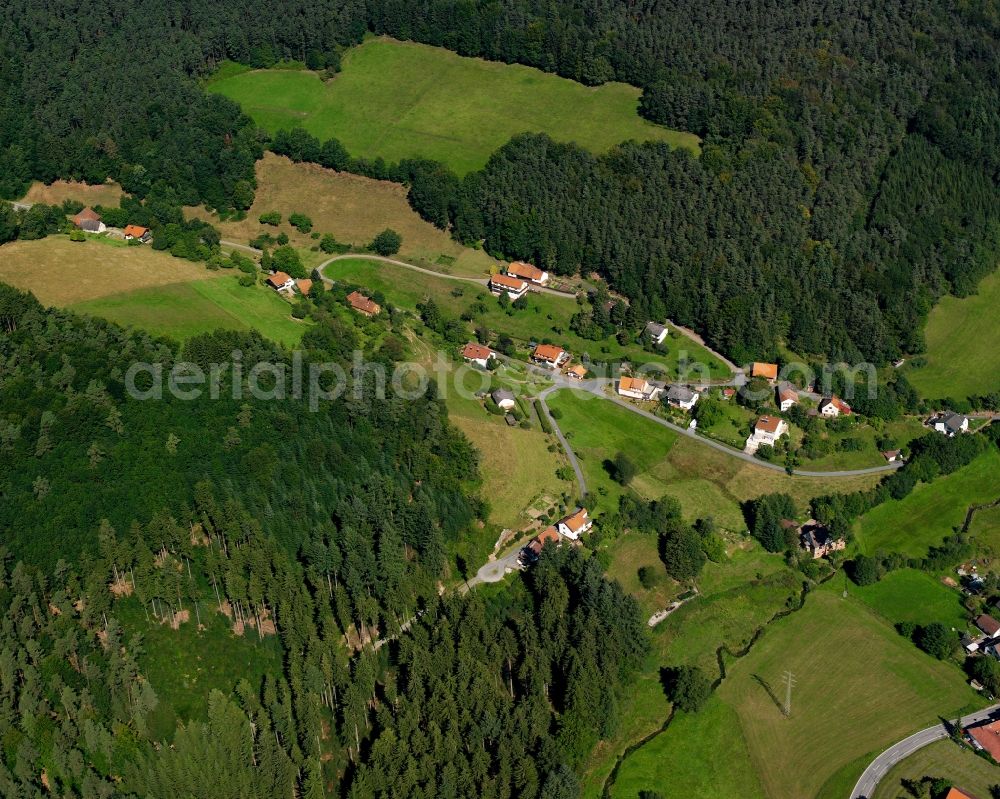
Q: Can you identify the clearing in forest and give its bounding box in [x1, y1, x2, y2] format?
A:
[207, 37, 700, 175]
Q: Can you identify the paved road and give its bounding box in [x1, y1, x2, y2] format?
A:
[534, 372, 905, 479]
[537, 386, 589, 497]
[850, 704, 1000, 798]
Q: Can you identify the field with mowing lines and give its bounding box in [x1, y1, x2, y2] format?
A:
[716, 584, 976, 799]
[854, 447, 1000, 557]
[872, 739, 1000, 799]
[194, 153, 497, 277]
[907, 268, 1000, 400]
[208, 38, 699, 175]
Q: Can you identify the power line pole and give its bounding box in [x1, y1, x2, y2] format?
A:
[782, 670, 796, 716]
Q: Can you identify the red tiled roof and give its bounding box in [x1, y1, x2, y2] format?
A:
[490, 273, 528, 291]
[123, 224, 148, 238]
[752, 362, 778, 380]
[537, 525, 560, 544]
[561, 508, 590, 533]
[778, 385, 798, 402]
[532, 344, 566, 363]
[266, 271, 292, 288]
[756, 416, 783, 434]
[946, 787, 982, 799]
[507, 261, 545, 282]
[296, 279, 313, 294]
[347, 290, 381, 315]
[461, 342, 494, 361]
[72, 207, 100, 226]
[567, 364, 587, 379]
[976, 614, 1000, 636]
[619, 376, 649, 394]
[969, 719, 1000, 761]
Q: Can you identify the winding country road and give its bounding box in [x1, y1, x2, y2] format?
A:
[850, 704, 1000, 798]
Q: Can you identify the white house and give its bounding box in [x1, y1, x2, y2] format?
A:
[777, 382, 798, 412]
[643, 321, 669, 345]
[618, 376, 664, 401]
[461, 342, 495, 368]
[818, 395, 851, 417]
[665, 384, 699, 410]
[506, 261, 549, 286]
[266, 271, 295, 292]
[557, 508, 593, 540]
[745, 415, 789, 453]
[932, 411, 969, 437]
[489, 273, 529, 300]
[531, 344, 569, 369]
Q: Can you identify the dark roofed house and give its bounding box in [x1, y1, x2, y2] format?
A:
[491, 389, 516, 410]
[800, 520, 845, 559]
[975, 614, 1000, 637]
[79, 218, 103, 233]
[932, 411, 969, 437]
[665, 385, 699, 410]
[643, 321, 669, 345]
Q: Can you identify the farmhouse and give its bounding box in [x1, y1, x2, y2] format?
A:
[967, 718, 1000, 761]
[506, 261, 548, 286]
[818, 395, 852, 417]
[519, 525, 561, 566]
[799, 520, 845, 559]
[751, 362, 778, 381]
[347, 290, 381, 316]
[531, 343, 568, 368]
[777, 382, 798, 412]
[266, 271, 295, 292]
[931, 411, 969, 437]
[745, 415, 788, 453]
[665, 385, 699, 410]
[72, 207, 106, 233]
[461, 342, 495, 368]
[882, 449, 902, 463]
[975, 614, 1000, 638]
[489, 273, 529, 300]
[643, 321, 669, 345]
[122, 224, 151, 243]
[557, 508, 593, 540]
[491, 389, 516, 411]
[566, 364, 587, 381]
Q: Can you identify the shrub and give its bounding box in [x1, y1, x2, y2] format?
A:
[661, 666, 711, 713]
[69, 229, 86, 242]
[289, 212, 312, 233]
[258, 211, 281, 226]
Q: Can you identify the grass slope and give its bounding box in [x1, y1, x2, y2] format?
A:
[198, 153, 497, 277]
[907, 269, 1000, 400]
[208, 38, 699, 175]
[73, 276, 308, 346]
[23, 178, 124, 208]
[717, 585, 977, 799]
[872, 739, 1000, 799]
[854, 447, 1000, 557]
[326, 257, 733, 379]
[852, 569, 969, 630]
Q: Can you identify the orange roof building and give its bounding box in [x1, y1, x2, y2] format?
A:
[506, 261, 548, 284]
[557, 508, 593, 540]
[945, 787, 982, 799]
[566, 364, 587, 380]
[72, 207, 100, 227]
[968, 719, 1000, 761]
[755, 416, 784, 434]
[531, 343, 568, 366]
[347, 290, 381, 316]
[123, 224, 149, 240]
[489, 273, 529, 298]
[296, 278, 313, 295]
[618, 376, 651, 398]
[461, 342, 495, 363]
[751, 362, 779, 380]
[266, 271, 293, 289]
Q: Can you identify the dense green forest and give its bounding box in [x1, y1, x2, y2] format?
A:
[0, 283, 647, 796]
[3, 1, 999, 361]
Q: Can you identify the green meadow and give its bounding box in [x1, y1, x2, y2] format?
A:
[854, 447, 1000, 557]
[72, 275, 308, 347]
[851, 569, 969, 630]
[208, 37, 699, 175]
[907, 268, 1000, 400]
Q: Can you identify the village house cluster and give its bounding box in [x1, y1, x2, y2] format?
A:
[517, 507, 593, 567]
[72, 207, 150, 242]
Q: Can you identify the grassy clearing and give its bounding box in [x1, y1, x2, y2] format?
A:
[907, 269, 1000, 400]
[854, 447, 1000, 557]
[547, 388, 882, 526]
[717, 584, 977, 799]
[326, 256, 732, 379]
[970, 504, 1000, 559]
[73, 275, 308, 346]
[208, 37, 699, 175]
[22, 179, 124, 208]
[852, 569, 969, 630]
[195, 153, 497, 277]
[0, 236, 215, 305]
[872, 739, 1000, 799]
[609, 696, 768, 799]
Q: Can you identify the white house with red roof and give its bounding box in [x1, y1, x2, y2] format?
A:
[745, 415, 789, 453]
[489, 273, 529, 300]
[506, 261, 549, 286]
[818, 396, 852, 417]
[461, 342, 495, 368]
[557, 508, 593, 540]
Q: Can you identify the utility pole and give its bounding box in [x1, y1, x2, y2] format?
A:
[782, 670, 796, 716]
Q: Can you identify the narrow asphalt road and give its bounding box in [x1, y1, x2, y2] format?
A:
[850, 704, 1000, 798]
[537, 386, 588, 497]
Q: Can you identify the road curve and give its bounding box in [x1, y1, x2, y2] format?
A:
[536, 388, 588, 498]
[850, 704, 1000, 798]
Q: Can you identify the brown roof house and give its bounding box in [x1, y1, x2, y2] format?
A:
[489, 273, 529, 300]
[531, 343, 568, 369]
[751, 362, 779, 381]
[799, 520, 845, 559]
[266, 271, 295, 291]
[557, 508, 593, 541]
[72, 207, 105, 233]
[123, 224, 151, 242]
[347, 290, 381, 317]
[967, 718, 1000, 762]
[975, 614, 1000, 637]
[461, 342, 495, 368]
[506, 261, 549, 285]
[745, 415, 788, 454]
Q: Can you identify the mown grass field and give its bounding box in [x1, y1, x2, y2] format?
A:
[72, 276, 308, 346]
[22, 178, 124, 208]
[0, 236, 216, 305]
[872, 739, 1000, 799]
[852, 569, 969, 630]
[545, 388, 881, 526]
[197, 153, 497, 277]
[208, 37, 699, 175]
[326, 257, 733, 379]
[716, 584, 977, 799]
[854, 447, 1000, 557]
[907, 268, 1000, 400]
